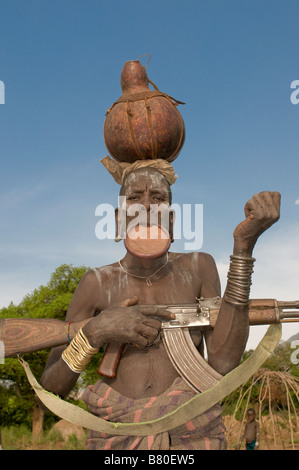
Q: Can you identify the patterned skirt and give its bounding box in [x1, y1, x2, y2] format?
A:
[82, 377, 227, 450]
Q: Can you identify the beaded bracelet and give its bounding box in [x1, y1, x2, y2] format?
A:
[67, 321, 71, 343]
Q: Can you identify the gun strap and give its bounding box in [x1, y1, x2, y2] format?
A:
[19, 324, 281, 436]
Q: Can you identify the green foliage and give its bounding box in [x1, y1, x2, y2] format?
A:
[20, 264, 89, 319]
[244, 341, 299, 377]
[0, 264, 90, 428]
[2, 425, 87, 450]
[2, 425, 34, 450]
[0, 352, 48, 427]
[263, 342, 299, 377]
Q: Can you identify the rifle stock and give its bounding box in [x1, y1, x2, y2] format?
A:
[0, 317, 89, 358]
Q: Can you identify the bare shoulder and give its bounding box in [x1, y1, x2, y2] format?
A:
[92, 262, 119, 284]
[170, 251, 217, 271]
[79, 262, 118, 284]
[170, 251, 220, 297]
[65, 263, 118, 320]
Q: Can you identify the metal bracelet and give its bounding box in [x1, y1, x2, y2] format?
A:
[224, 255, 255, 306]
[61, 328, 99, 373]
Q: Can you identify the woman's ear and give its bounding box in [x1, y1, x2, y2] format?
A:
[114, 208, 122, 242]
[169, 208, 175, 243]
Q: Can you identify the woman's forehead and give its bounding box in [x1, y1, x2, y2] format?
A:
[123, 169, 169, 192]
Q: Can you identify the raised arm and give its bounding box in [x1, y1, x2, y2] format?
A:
[204, 191, 280, 375]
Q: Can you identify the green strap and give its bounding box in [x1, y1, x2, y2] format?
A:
[19, 324, 281, 436]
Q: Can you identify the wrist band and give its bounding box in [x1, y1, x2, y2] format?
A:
[67, 321, 71, 343]
[224, 255, 256, 306]
[62, 327, 99, 373]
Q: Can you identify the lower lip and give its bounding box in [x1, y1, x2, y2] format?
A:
[124, 225, 171, 259]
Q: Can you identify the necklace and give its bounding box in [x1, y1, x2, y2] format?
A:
[118, 253, 169, 287]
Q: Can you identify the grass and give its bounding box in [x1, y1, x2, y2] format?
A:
[1, 425, 87, 450]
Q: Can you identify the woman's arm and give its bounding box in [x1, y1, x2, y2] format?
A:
[40, 270, 100, 397]
[204, 191, 280, 375]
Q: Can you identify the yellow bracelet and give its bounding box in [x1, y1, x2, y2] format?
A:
[61, 328, 99, 373]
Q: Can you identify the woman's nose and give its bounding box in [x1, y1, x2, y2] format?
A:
[142, 195, 152, 211]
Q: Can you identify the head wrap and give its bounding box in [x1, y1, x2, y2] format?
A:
[101, 156, 178, 186]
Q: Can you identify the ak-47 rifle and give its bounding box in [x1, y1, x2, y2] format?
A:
[98, 297, 299, 380]
[1, 297, 299, 359]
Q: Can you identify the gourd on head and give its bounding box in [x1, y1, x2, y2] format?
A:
[103, 58, 185, 163]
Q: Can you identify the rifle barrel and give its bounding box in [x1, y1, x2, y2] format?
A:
[277, 301, 299, 309]
[279, 310, 299, 320]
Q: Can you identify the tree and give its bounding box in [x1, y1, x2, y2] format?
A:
[244, 341, 299, 378]
[0, 264, 90, 436]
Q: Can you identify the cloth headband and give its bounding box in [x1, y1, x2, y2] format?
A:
[101, 156, 178, 186]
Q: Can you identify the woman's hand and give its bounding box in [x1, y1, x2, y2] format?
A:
[233, 191, 280, 256]
[82, 296, 174, 348]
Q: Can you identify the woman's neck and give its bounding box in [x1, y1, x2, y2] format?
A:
[121, 251, 169, 276]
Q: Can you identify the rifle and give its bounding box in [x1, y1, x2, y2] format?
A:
[1, 297, 299, 365]
[98, 297, 299, 378]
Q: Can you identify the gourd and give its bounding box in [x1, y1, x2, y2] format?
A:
[103, 56, 185, 163]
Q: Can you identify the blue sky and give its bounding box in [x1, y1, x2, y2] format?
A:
[0, 0, 299, 348]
